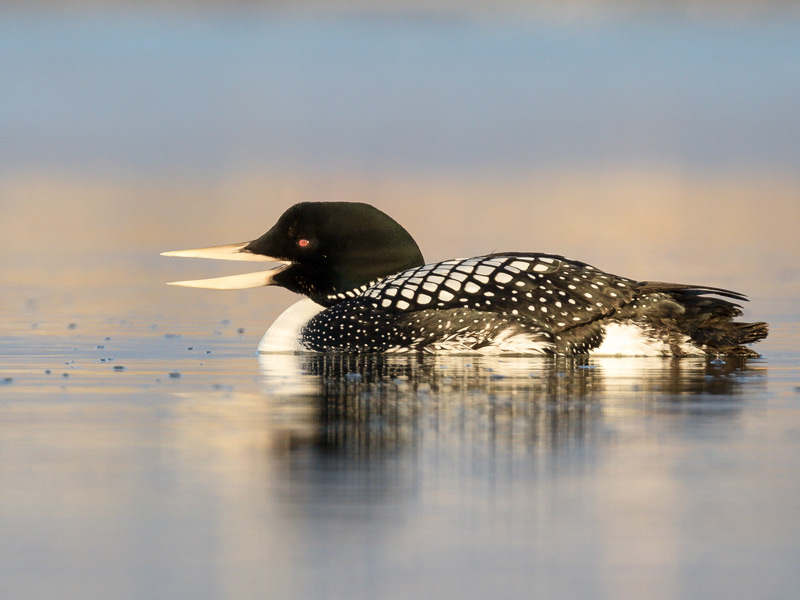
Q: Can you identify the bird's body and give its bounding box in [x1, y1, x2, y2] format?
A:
[163, 202, 768, 356]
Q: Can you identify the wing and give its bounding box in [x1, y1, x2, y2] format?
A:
[362, 253, 640, 334]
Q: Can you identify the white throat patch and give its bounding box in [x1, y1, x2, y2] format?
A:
[258, 298, 325, 353]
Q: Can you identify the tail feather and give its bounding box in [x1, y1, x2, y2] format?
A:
[638, 281, 768, 355]
[694, 321, 769, 352]
[641, 281, 748, 303]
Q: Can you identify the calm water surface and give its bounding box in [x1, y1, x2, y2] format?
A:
[1, 301, 799, 600]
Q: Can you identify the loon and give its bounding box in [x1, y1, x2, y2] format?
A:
[162, 202, 768, 356]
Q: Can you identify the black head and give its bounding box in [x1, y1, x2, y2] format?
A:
[243, 202, 425, 305]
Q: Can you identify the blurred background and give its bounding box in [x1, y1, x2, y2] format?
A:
[1, 0, 798, 342]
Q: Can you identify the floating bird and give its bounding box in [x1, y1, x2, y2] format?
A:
[162, 202, 767, 356]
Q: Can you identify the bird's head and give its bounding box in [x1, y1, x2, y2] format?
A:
[162, 202, 425, 306]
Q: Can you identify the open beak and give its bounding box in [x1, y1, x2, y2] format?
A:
[161, 242, 290, 290]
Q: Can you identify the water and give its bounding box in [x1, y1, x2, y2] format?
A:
[2, 6, 800, 599]
[2, 295, 799, 599]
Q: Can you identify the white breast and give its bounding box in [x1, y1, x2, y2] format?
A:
[589, 322, 703, 356]
[257, 298, 325, 353]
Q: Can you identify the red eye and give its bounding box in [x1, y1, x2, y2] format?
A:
[298, 238, 310, 247]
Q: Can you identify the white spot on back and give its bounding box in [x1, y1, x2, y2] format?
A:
[464, 282, 481, 294]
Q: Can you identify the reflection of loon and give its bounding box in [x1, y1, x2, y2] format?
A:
[258, 353, 764, 455]
[163, 202, 768, 356]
